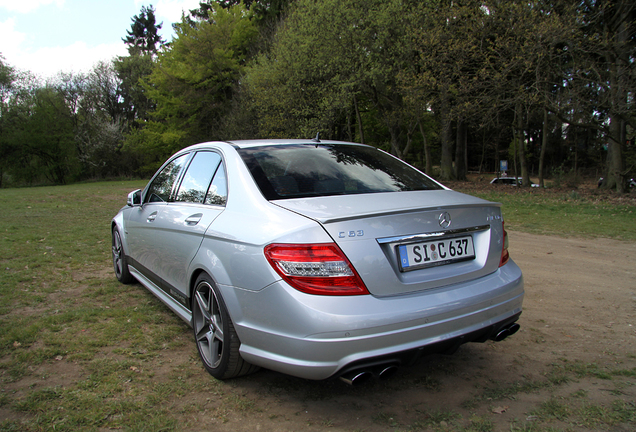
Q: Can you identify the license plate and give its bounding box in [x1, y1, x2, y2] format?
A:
[397, 235, 475, 271]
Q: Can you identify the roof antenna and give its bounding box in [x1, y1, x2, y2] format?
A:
[312, 132, 321, 144]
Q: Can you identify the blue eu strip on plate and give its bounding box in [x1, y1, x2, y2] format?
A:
[399, 245, 409, 268]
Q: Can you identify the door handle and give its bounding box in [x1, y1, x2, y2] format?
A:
[185, 213, 203, 226]
[147, 212, 157, 222]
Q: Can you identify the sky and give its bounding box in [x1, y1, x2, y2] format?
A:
[0, 0, 202, 80]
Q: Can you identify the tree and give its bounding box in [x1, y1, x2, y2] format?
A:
[123, 4, 165, 55]
[123, 2, 259, 173]
[569, 0, 636, 192]
[405, 1, 579, 183]
[115, 4, 165, 132]
[114, 54, 155, 127]
[1, 58, 134, 186]
[406, 0, 492, 180]
[15, 86, 80, 184]
[247, 0, 415, 157]
[0, 58, 57, 186]
[2, 1, 629, 188]
[0, 56, 20, 186]
[191, 0, 292, 25]
[76, 62, 130, 178]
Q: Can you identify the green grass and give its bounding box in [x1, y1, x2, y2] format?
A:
[462, 188, 636, 240]
[1, 180, 635, 431]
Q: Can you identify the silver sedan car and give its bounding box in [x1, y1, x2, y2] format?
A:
[112, 139, 524, 384]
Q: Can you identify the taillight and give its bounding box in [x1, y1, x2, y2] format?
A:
[499, 222, 510, 267]
[264, 243, 369, 296]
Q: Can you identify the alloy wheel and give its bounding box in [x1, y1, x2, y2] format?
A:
[193, 281, 225, 368]
[112, 230, 124, 278]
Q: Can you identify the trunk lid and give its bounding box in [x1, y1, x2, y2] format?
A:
[274, 190, 505, 297]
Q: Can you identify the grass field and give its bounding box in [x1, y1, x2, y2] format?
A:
[449, 179, 636, 241]
[1, 180, 635, 431]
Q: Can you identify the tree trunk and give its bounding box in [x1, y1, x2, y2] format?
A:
[602, 4, 629, 193]
[454, 120, 467, 180]
[539, 107, 548, 188]
[479, 130, 487, 174]
[511, 127, 518, 181]
[510, 110, 518, 181]
[388, 122, 403, 159]
[418, 119, 432, 174]
[353, 94, 364, 144]
[516, 103, 529, 187]
[402, 120, 417, 159]
[606, 63, 626, 192]
[606, 117, 625, 193]
[495, 137, 500, 178]
[439, 90, 453, 181]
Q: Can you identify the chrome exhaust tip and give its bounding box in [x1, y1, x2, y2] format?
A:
[494, 328, 510, 341]
[339, 370, 373, 386]
[493, 323, 520, 342]
[377, 365, 399, 380]
[507, 323, 520, 336]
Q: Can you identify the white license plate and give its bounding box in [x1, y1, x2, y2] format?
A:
[398, 235, 475, 271]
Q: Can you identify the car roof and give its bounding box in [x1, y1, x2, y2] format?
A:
[225, 139, 367, 149]
[172, 139, 374, 159]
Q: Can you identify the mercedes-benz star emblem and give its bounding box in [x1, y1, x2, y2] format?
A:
[438, 212, 451, 229]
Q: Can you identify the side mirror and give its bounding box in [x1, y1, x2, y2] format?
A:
[127, 189, 142, 207]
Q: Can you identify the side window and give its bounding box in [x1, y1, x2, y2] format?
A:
[145, 154, 189, 203]
[175, 152, 222, 203]
[205, 163, 227, 206]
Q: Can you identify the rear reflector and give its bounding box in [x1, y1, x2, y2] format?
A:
[264, 243, 369, 296]
[499, 222, 510, 267]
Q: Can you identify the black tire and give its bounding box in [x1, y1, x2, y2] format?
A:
[192, 273, 259, 379]
[112, 226, 134, 284]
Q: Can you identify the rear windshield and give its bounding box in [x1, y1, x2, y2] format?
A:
[238, 144, 442, 200]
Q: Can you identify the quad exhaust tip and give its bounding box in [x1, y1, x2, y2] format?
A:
[377, 365, 398, 380]
[493, 323, 520, 342]
[339, 370, 373, 386]
[339, 323, 521, 385]
[339, 363, 399, 385]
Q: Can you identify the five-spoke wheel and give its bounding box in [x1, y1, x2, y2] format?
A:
[192, 273, 258, 379]
[193, 279, 225, 369]
[112, 226, 134, 284]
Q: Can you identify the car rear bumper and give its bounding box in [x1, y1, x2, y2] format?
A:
[219, 259, 524, 380]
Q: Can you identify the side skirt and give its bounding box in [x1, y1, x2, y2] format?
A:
[129, 265, 193, 326]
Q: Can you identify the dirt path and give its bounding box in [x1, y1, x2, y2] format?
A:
[179, 232, 636, 431]
[509, 231, 636, 364]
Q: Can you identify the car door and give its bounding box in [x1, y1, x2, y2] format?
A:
[125, 153, 190, 285]
[148, 151, 228, 297]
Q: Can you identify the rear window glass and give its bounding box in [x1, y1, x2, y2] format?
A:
[175, 151, 222, 203]
[238, 144, 442, 200]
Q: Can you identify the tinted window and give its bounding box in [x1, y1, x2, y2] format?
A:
[205, 163, 227, 206]
[145, 154, 189, 203]
[238, 144, 441, 200]
[175, 152, 222, 203]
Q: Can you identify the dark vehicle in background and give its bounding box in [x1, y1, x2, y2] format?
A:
[598, 177, 636, 189]
[490, 177, 540, 188]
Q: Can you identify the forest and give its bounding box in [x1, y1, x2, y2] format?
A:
[0, 0, 634, 191]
